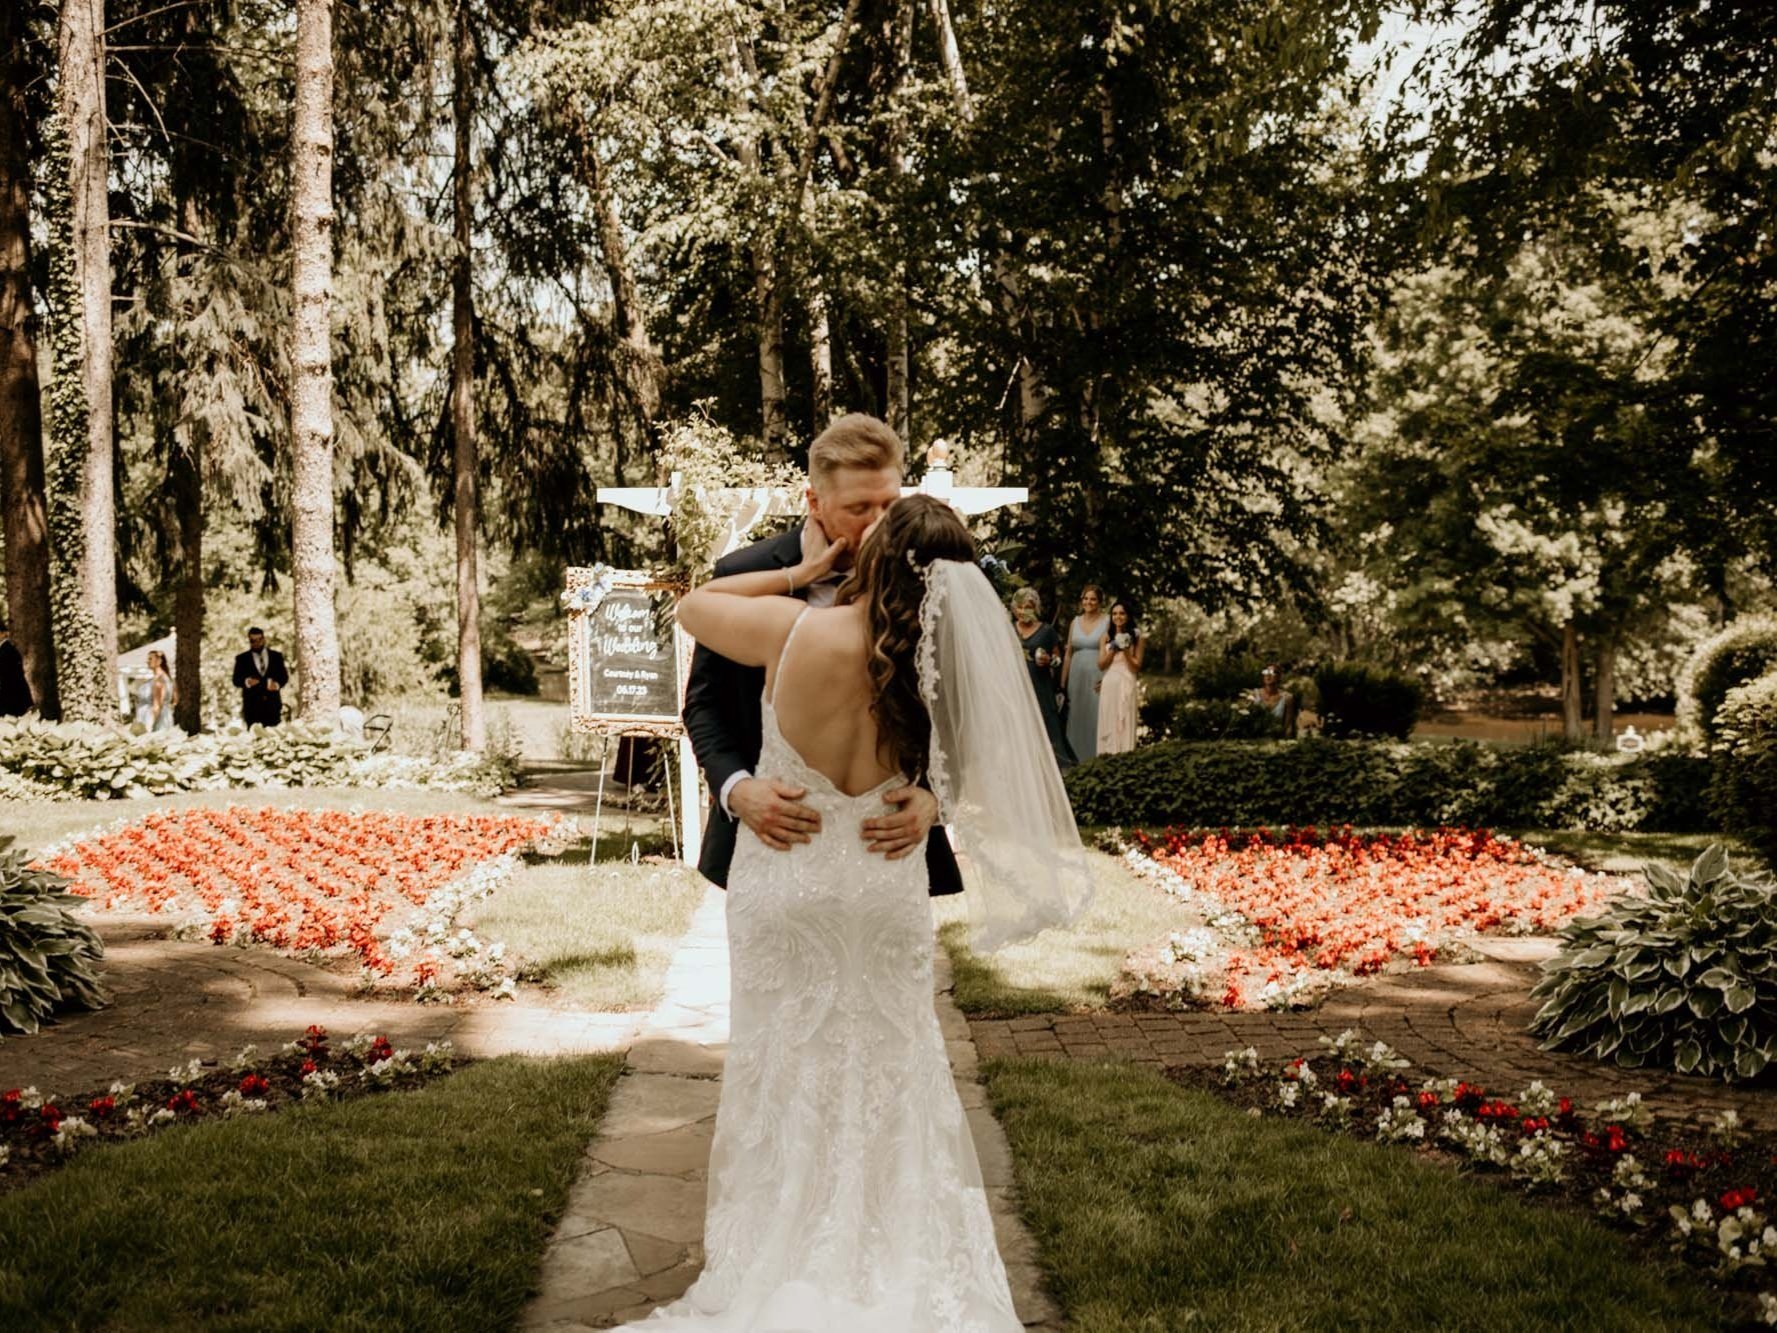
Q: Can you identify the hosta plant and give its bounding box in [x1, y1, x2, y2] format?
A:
[0, 838, 106, 1036]
[1530, 846, 1776, 1082]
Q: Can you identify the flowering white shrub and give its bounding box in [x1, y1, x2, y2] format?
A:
[300, 1069, 341, 1101]
[419, 1040, 456, 1074]
[1318, 1093, 1354, 1127]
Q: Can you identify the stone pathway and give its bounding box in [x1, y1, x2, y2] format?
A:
[522, 885, 1062, 1330]
[0, 914, 641, 1093]
[969, 936, 1777, 1129]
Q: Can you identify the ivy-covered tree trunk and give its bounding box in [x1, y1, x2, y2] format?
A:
[290, 0, 342, 720]
[40, 113, 109, 723]
[56, 0, 117, 677]
[0, 2, 57, 716]
[451, 0, 483, 753]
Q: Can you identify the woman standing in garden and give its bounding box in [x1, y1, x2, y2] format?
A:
[1096, 600, 1143, 755]
[1012, 587, 1076, 769]
[1063, 584, 1109, 760]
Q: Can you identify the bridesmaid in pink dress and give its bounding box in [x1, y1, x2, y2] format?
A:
[1095, 601, 1143, 755]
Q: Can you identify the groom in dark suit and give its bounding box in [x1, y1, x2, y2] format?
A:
[683, 414, 962, 896]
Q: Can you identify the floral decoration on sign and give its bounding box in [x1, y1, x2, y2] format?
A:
[562, 563, 618, 615]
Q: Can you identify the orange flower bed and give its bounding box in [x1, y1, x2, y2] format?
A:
[39, 807, 562, 988]
[1134, 827, 1622, 1009]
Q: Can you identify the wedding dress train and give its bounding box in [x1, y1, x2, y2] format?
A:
[630, 690, 1022, 1332]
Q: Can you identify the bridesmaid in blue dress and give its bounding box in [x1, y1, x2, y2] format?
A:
[1062, 584, 1109, 761]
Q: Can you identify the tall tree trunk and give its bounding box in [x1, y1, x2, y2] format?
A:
[809, 284, 833, 428]
[57, 0, 116, 678]
[884, 0, 913, 441]
[290, 0, 342, 720]
[719, 40, 788, 452]
[925, 0, 1046, 440]
[451, 0, 483, 752]
[580, 126, 660, 435]
[1559, 619, 1583, 742]
[41, 113, 109, 721]
[1592, 636, 1616, 745]
[0, 5, 57, 715]
[170, 187, 205, 735]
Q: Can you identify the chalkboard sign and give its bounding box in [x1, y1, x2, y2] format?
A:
[564, 567, 686, 737]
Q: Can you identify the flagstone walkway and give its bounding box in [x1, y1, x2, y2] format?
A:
[0, 913, 642, 1093]
[522, 885, 1063, 1331]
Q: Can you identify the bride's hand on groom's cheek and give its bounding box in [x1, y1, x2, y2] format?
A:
[732, 777, 821, 850]
[861, 786, 939, 860]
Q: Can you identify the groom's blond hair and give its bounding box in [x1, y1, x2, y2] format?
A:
[808, 413, 905, 490]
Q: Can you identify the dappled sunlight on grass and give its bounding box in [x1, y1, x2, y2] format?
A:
[469, 857, 704, 1012]
[936, 848, 1187, 1015]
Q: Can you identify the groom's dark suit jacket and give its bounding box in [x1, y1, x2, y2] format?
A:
[682, 524, 963, 896]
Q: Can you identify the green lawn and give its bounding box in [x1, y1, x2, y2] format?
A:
[934, 847, 1181, 1015]
[1512, 828, 1761, 878]
[986, 1057, 1724, 1331]
[0, 1054, 623, 1331]
[3, 788, 704, 1013]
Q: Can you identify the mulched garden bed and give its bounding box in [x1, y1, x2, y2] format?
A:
[1171, 1031, 1777, 1327]
[0, 1024, 462, 1195]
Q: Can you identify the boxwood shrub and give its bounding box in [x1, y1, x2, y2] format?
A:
[1709, 671, 1777, 863]
[1313, 662, 1424, 740]
[1676, 615, 1777, 742]
[1063, 736, 1716, 834]
[1529, 846, 1775, 1081]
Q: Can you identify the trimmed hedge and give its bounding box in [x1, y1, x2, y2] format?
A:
[1313, 662, 1424, 740]
[1709, 671, 1777, 863]
[1677, 615, 1777, 742]
[1064, 736, 1715, 833]
[0, 718, 518, 801]
[1140, 695, 1284, 742]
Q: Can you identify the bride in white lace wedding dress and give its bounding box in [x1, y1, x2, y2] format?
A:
[634, 496, 1092, 1332]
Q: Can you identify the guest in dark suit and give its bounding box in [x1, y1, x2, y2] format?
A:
[232, 627, 289, 726]
[683, 414, 961, 896]
[0, 621, 31, 717]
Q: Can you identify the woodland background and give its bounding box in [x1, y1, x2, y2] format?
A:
[0, 0, 1771, 747]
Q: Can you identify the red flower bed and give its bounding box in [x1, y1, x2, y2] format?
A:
[1136, 826, 1620, 1009]
[39, 807, 560, 983]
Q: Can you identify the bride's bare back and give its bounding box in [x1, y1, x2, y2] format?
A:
[765, 606, 901, 797]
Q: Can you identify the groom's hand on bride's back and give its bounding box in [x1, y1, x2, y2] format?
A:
[862, 786, 939, 860]
[731, 777, 822, 850]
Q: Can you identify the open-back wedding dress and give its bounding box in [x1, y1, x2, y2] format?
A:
[633, 563, 1092, 1332]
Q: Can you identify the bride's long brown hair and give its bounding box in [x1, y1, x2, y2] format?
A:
[834, 495, 976, 780]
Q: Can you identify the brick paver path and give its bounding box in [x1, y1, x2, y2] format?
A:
[970, 936, 1777, 1129]
[0, 913, 640, 1094]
